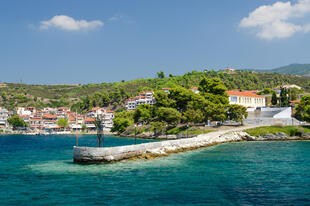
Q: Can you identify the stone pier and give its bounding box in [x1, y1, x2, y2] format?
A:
[73, 126, 261, 164]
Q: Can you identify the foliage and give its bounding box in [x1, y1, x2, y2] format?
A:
[7, 115, 27, 130]
[257, 88, 273, 95]
[280, 87, 289, 107]
[156, 107, 182, 125]
[157, 71, 165, 79]
[111, 111, 134, 133]
[57, 118, 69, 128]
[295, 95, 310, 122]
[133, 104, 154, 124]
[244, 126, 309, 137]
[271, 91, 277, 105]
[226, 104, 248, 124]
[1, 70, 310, 111]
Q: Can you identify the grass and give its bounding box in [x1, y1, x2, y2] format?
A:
[244, 126, 310, 137]
[168, 126, 213, 135]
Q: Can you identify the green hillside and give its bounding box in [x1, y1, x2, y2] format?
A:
[0, 70, 309, 111]
[257, 64, 310, 76]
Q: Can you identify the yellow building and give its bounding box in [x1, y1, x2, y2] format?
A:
[227, 91, 265, 108]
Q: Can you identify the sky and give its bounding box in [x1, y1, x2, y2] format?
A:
[1, 0, 310, 84]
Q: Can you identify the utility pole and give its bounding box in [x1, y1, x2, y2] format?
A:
[134, 124, 137, 144]
[75, 109, 78, 146]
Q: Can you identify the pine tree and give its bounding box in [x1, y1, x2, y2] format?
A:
[271, 92, 277, 106]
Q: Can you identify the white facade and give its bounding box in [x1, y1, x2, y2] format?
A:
[125, 91, 156, 110]
[0, 107, 9, 129]
[227, 91, 266, 108]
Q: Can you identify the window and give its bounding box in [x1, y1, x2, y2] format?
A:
[230, 96, 238, 102]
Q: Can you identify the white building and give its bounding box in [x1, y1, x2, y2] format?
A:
[273, 84, 302, 94]
[102, 111, 115, 131]
[190, 87, 199, 94]
[227, 91, 265, 108]
[17, 107, 36, 116]
[125, 91, 156, 110]
[0, 107, 9, 129]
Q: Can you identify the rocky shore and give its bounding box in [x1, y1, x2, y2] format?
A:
[74, 125, 310, 164]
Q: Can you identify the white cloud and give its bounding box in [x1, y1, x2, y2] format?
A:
[239, 0, 310, 40]
[108, 15, 123, 21]
[40, 15, 103, 31]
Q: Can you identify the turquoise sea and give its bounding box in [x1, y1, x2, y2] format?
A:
[1, 135, 310, 205]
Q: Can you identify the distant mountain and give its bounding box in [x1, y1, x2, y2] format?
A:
[256, 64, 310, 76]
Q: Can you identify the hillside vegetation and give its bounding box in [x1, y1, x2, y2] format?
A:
[255, 64, 310, 76]
[0, 70, 310, 111]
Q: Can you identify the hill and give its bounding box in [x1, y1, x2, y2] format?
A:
[256, 64, 310, 76]
[0, 70, 309, 112]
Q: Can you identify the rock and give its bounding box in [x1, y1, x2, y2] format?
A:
[301, 133, 310, 139]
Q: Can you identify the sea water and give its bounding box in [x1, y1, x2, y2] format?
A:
[0, 135, 310, 205]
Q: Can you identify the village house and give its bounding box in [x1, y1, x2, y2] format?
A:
[17, 107, 36, 116]
[102, 111, 114, 131]
[227, 90, 266, 108]
[0, 107, 9, 129]
[273, 84, 302, 94]
[125, 91, 156, 110]
[190, 87, 199, 94]
[84, 118, 96, 131]
[162, 88, 171, 94]
[29, 117, 43, 131]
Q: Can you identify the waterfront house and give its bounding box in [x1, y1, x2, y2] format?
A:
[29, 117, 43, 131]
[0, 107, 9, 129]
[84, 118, 96, 131]
[227, 90, 266, 109]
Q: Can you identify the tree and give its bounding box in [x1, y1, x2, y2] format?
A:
[111, 111, 134, 133]
[133, 104, 154, 124]
[154, 90, 175, 108]
[8, 115, 27, 130]
[271, 91, 277, 106]
[1, 91, 7, 101]
[198, 77, 229, 105]
[295, 95, 310, 122]
[280, 87, 289, 107]
[57, 118, 68, 128]
[226, 104, 248, 124]
[157, 71, 165, 79]
[156, 107, 182, 125]
[183, 108, 204, 124]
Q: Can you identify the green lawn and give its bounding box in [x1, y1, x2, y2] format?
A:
[244, 126, 310, 137]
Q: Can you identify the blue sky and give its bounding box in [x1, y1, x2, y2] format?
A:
[1, 0, 310, 84]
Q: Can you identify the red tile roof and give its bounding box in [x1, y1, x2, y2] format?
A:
[84, 118, 95, 122]
[43, 114, 57, 119]
[226, 91, 264, 98]
[289, 101, 300, 103]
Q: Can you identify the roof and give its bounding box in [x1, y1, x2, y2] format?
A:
[191, 87, 198, 90]
[106, 110, 114, 113]
[84, 118, 95, 122]
[226, 91, 264, 98]
[289, 101, 300, 103]
[43, 114, 57, 119]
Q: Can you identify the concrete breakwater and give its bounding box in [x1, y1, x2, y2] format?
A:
[73, 126, 261, 163]
[73, 126, 310, 164]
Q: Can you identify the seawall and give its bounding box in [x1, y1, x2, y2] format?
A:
[73, 126, 261, 164]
